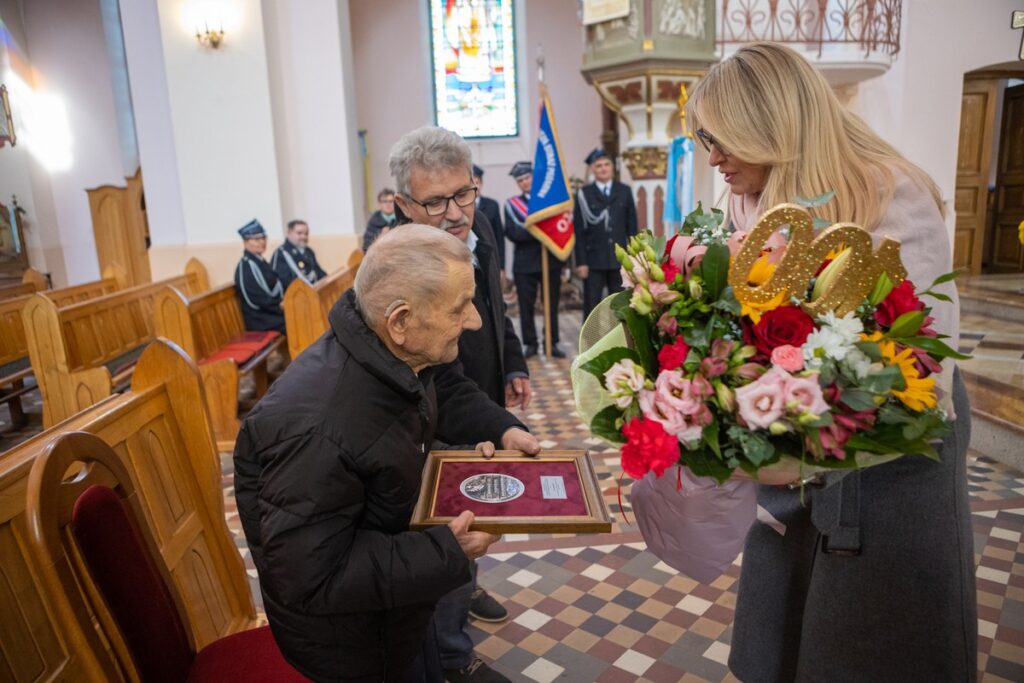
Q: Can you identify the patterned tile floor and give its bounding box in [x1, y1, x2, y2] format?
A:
[4, 311, 1024, 681]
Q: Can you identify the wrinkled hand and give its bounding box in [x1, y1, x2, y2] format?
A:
[575, 265, 589, 280]
[448, 511, 500, 560]
[500, 427, 541, 456]
[504, 377, 532, 410]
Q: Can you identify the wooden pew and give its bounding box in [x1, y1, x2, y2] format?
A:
[282, 249, 363, 359]
[21, 258, 210, 428]
[0, 273, 125, 428]
[154, 283, 285, 447]
[0, 340, 257, 681]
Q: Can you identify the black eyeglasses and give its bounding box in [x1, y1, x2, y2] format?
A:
[695, 128, 731, 157]
[403, 186, 479, 217]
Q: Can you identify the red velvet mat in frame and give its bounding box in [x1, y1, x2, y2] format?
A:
[410, 450, 612, 534]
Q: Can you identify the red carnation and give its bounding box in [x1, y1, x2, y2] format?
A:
[661, 257, 682, 284]
[749, 306, 815, 359]
[620, 417, 680, 479]
[658, 337, 690, 371]
[875, 280, 924, 328]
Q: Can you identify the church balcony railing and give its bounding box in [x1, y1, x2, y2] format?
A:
[717, 0, 903, 86]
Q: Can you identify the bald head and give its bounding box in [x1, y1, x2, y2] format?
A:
[354, 224, 473, 329]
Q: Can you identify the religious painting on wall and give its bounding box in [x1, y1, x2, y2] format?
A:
[429, 0, 518, 139]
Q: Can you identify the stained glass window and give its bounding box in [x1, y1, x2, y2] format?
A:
[429, 0, 518, 139]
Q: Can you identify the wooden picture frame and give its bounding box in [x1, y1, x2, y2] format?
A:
[411, 450, 613, 534]
[0, 85, 15, 148]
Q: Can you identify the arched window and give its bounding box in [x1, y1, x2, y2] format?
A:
[428, 0, 518, 139]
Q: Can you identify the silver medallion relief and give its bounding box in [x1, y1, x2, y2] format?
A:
[459, 473, 525, 504]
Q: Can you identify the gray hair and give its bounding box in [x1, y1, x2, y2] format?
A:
[354, 223, 472, 328]
[388, 126, 474, 196]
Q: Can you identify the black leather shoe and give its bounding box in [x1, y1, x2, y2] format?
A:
[550, 345, 566, 358]
[444, 658, 510, 683]
[469, 588, 508, 622]
[523, 344, 538, 358]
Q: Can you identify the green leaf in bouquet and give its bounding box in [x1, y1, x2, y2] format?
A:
[844, 432, 901, 455]
[712, 286, 741, 315]
[868, 272, 895, 306]
[859, 364, 905, 394]
[926, 269, 963, 289]
[802, 412, 835, 428]
[703, 420, 722, 459]
[886, 310, 926, 338]
[590, 405, 627, 444]
[681, 201, 708, 236]
[818, 361, 837, 387]
[793, 191, 835, 208]
[682, 325, 708, 348]
[921, 291, 953, 303]
[579, 347, 643, 385]
[696, 243, 731, 300]
[608, 289, 632, 321]
[854, 340, 883, 362]
[840, 388, 878, 412]
[680, 446, 733, 484]
[898, 336, 972, 360]
[652, 234, 667, 260]
[610, 297, 657, 375]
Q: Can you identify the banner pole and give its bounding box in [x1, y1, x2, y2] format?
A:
[542, 247, 552, 357]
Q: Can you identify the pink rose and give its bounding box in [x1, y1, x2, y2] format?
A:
[770, 344, 804, 372]
[784, 374, 829, 417]
[735, 368, 788, 429]
[669, 235, 708, 279]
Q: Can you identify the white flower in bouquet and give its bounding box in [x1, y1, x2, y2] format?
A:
[818, 311, 864, 345]
[604, 359, 646, 409]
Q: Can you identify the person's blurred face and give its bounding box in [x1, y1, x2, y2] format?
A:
[379, 193, 395, 215]
[515, 173, 532, 195]
[287, 222, 309, 248]
[404, 260, 481, 368]
[591, 157, 614, 183]
[473, 174, 483, 190]
[700, 129, 769, 196]
[244, 235, 267, 256]
[396, 165, 476, 243]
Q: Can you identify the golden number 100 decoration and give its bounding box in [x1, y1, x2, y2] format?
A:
[727, 204, 908, 318]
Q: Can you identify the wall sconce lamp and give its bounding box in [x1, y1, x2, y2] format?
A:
[195, 22, 225, 49]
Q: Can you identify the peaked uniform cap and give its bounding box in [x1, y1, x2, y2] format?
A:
[585, 148, 611, 165]
[238, 219, 266, 239]
[509, 161, 532, 178]
[472, 164, 484, 178]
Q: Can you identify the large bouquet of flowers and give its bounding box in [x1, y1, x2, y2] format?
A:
[572, 197, 967, 484]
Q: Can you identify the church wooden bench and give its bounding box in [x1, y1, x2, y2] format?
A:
[0, 268, 47, 301]
[154, 282, 285, 447]
[21, 259, 210, 428]
[0, 271, 129, 428]
[282, 249, 362, 359]
[0, 340, 258, 681]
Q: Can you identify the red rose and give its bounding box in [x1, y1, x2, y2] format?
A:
[750, 306, 815, 358]
[620, 417, 679, 479]
[657, 337, 690, 371]
[874, 280, 924, 328]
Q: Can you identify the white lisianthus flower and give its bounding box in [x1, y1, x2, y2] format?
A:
[604, 359, 646, 409]
[818, 311, 864, 345]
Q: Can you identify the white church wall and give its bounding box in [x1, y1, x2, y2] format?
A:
[350, 0, 603, 222]
[850, 0, 1024, 238]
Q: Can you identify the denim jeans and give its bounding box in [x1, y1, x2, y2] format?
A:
[432, 560, 478, 670]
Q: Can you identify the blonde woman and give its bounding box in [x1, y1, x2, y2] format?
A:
[686, 43, 976, 682]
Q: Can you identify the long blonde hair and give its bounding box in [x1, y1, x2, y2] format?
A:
[686, 42, 942, 230]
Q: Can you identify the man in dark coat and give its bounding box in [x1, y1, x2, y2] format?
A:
[234, 219, 286, 333]
[391, 126, 531, 683]
[573, 148, 638, 320]
[271, 219, 328, 290]
[234, 225, 540, 683]
[362, 188, 398, 252]
[504, 162, 566, 358]
[472, 164, 505, 269]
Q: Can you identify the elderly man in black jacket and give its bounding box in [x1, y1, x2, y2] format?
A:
[390, 126, 530, 683]
[234, 225, 539, 683]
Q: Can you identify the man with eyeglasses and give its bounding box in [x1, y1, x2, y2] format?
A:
[234, 218, 286, 333]
[389, 126, 533, 683]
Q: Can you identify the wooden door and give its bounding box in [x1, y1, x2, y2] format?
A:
[954, 77, 998, 275]
[989, 84, 1024, 273]
[87, 168, 151, 288]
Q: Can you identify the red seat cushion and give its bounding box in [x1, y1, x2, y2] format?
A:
[201, 331, 281, 366]
[187, 625, 310, 682]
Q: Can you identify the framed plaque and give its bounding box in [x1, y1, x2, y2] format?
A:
[411, 450, 613, 534]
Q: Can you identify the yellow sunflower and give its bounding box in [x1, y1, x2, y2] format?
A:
[741, 255, 787, 323]
[862, 332, 937, 411]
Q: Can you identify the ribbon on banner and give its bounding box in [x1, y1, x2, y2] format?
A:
[663, 136, 694, 234]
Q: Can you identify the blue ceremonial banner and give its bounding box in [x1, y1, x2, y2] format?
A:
[663, 136, 694, 233]
[526, 94, 575, 260]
